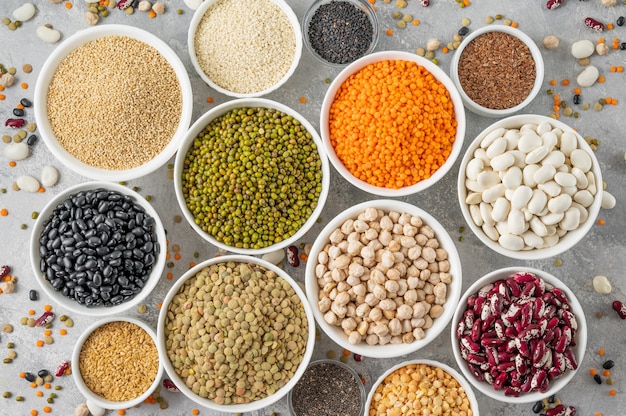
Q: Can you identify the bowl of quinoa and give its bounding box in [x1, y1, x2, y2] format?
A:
[157, 255, 316, 413]
[449, 25, 544, 117]
[72, 316, 163, 410]
[320, 50, 466, 196]
[174, 98, 329, 255]
[189, 0, 302, 97]
[34, 24, 193, 181]
[366, 359, 478, 415]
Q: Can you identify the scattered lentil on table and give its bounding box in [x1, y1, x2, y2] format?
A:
[193, 0, 296, 94]
[306, 0, 374, 65]
[457, 31, 536, 110]
[46, 35, 182, 170]
[329, 59, 457, 189]
[181, 106, 323, 250]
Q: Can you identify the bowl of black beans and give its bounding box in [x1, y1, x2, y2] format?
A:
[302, 0, 379, 67]
[29, 181, 166, 316]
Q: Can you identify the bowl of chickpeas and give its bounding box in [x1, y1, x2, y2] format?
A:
[157, 255, 316, 413]
[366, 359, 479, 416]
[305, 199, 462, 358]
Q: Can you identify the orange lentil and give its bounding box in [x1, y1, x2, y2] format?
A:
[590, 368, 598, 376]
[299, 252, 308, 262]
[36, 340, 44, 347]
[31, 410, 38, 416]
[59, 329, 67, 335]
[573, 87, 581, 94]
[157, 302, 163, 309]
[166, 272, 173, 280]
[64, 367, 71, 375]
[44, 330, 52, 337]
[44, 304, 52, 312]
[299, 96, 307, 104]
[595, 413, 603, 416]
[609, 389, 616, 396]
[599, 349, 606, 356]
[343, 349, 351, 356]
[43, 406, 52, 414]
[412, 19, 420, 26]
[174, 253, 181, 260]
[17, 103, 24, 109]
[386, 29, 393, 36]
[607, 23, 614, 30]
[36, 391, 44, 397]
[613, 43, 620, 49]
[189, 261, 196, 268]
[0, 208, 8, 216]
[44, 383, 51, 390]
[561, 79, 569, 86]
[598, 218, 605, 225]
[598, 38, 605, 43]
[511, 21, 518, 28]
[368, 0, 375, 3]
[192, 409, 200, 415]
[30, 382, 37, 388]
[118, 410, 126, 415]
[29, 309, 36, 315]
[9, 161, 16, 167]
[328, 59, 457, 189]
[603, 369, 611, 377]
[610, 66, 617, 72]
[20, 372, 26, 378]
[206, 96, 213, 103]
[549, 79, 557, 86]
[598, 76, 605, 83]
[618, 66, 624, 72]
[149, 10, 156, 18]
[0, 94, 5, 101]
[463, 0, 470, 6]
[442, 47, 449, 53]
[38, 186, 45, 193]
[166, 252, 171, 260]
[65, 2, 72, 9]
[0, 85, 4, 91]
[3, 275, 10, 282]
[21, 83, 28, 89]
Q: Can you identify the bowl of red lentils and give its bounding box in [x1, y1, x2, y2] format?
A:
[34, 24, 193, 181]
[174, 97, 329, 255]
[366, 359, 479, 416]
[320, 50, 466, 196]
[305, 199, 463, 359]
[188, 0, 302, 97]
[72, 316, 163, 410]
[451, 267, 587, 404]
[449, 25, 544, 118]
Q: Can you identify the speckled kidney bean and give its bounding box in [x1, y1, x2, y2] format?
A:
[584, 17, 605, 31]
[456, 271, 579, 397]
[0, 265, 10, 279]
[38, 188, 160, 307]
[612, 300, 626, 319]
[546, 0, 564, 9]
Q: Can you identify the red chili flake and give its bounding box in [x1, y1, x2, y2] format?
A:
[5, 118, 25, 128]
[35, 311, 54, 327]
[0, 265, 10, 280]
[54, 360, 69, 377]
[585, 17, 605, 32]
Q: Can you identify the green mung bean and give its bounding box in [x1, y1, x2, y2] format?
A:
[181, 107, 323, 250]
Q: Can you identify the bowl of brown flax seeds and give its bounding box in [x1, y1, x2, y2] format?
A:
[450, 25, 544, 118]
[34, 24, 193, 181]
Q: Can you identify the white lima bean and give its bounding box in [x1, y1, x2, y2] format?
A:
[464, 121, 598, 251]
[315, 209, 452, 346]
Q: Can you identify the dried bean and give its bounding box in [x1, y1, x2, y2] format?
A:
[20, 98, 32, 107]
[603, 360, 615, 369]
[0, 265, 10, 280]
[584, 17, 605, 31]
[618, 16, 625, 26]
[12, 108, 24, 117]
[54, 360, 69, 377]
[612, 300, 626, 319]
[35, 311, 54, 327]
[286, 245, 300, 267]
[546, 0, 564, 9]
[5, 119, 25, 128]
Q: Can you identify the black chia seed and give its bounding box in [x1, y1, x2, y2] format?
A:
[291, 361, 362, 416]
[307, 1, 374, 65]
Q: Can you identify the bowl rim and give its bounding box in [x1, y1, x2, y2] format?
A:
[29, 181, 167, 316]
[364, 358, 480, 415]
[320, 50, 466, 197]
[173, 97, 330, 255]
[449, 24, 545, 118]
[456, 114, 603, 260]
[33, 24, 193, 181]
[305, 199, 462, 358]
[301, 0, 379, 68]
[188, 0, 303, 98]
[287, 358, 366, 416]
[71, 316, 164, 410]
[450, 266, 588, 404]
[156, 254, 317, 413]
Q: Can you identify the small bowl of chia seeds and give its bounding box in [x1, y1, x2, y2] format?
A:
[288, 359, 366, 416]
[449, 25, 544, 118]
[29, 181, 166, 317]
[302, 0, 379, 67]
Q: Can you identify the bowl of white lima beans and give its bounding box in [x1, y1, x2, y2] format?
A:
[457, 114, 602, 260]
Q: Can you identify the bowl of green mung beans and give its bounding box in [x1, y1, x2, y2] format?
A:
[174, 98, 329, 255]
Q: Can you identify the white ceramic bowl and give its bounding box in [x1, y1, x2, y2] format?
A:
[305, 199, 462, 358]
[450, 25, 544, 118]
[451, 267, 587, 404]
[157, 255, 316, 413]
[320, 50, 465, 197]
[457, 114, 602, 260]
[72, 316, 163, 410]
[174, 97, 329, 255]
[34, 24, 193, 181]
[365, 359, 479, 415]
[302, 0, 379, 67]
[188, 0, 302, 97]
[30, 181, 166, 316]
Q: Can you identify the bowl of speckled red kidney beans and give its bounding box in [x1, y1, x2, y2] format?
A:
[449, 25, 544, 117]
[189, 0, 302, 97]
[34, 24, 193, 181]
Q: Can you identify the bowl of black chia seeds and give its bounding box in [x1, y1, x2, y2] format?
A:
[174, 97, 330, 255]
[189, 0, 302, 97]
[29, 181, 166, 317]
[302, 0, 379, 67]
[34, 24, 193, 181]
[288, 359, 366, 416]
[449, 24, 544, 118]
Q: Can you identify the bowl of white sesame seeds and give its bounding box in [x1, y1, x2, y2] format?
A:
[34, 24, 193, 182]
[188, 0, 302, 98]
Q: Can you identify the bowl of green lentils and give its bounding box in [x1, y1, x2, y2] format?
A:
[174, 98, 329, 255]
[157, 255, 316, 413]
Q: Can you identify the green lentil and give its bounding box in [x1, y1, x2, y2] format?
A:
[503, 18, 512, 26]
[325, 77, 331, 84]
[461, 17, 471, 26]
[594, 102, 603, 111]
[495, 14, 503, 20]
[125, 6, 134, 14]
[54, 385, 62, 391]
[181, 107, 323, 250]
[138, 304, 148, 314]
[424, 51, 435, 60]
[416, 47, 426, 56]
[326, 350, 336, 359]
[44, 374, 53, 383]
[340, 354, 349, 364]
[47, 397, 54, 404]
[64, 318, 74, 328]
[7, 67, 15, 75]
[1, 18, 10, 25]
[397, 20, 406, 29]
[145, 195, 152, 201]
[7, 342, 14, 349]
[2, 391, 10, 398]
[20, 224, 27, 230]
[26, 123, 36, 133]
[7, 350, 16, 359]
[606, 377, 614, 385]
[554, 258, 563, 267]
[177, 8, 183, 14]
[563, 107, 573, 117]
[485, 16, 495, 24]
[403, 14, 413, 22]
[31, 212, 39, 220]
[15, 395, 23, 401]
[3, 358, 12, 364]
[392, 11, 402, 20]
[59, 314, 67, 322]
[2, 135, 10, 143]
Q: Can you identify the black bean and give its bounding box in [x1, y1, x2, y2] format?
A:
[573, 94, 581, 105]
[594, 374, 602, 384]
[13, 108, 24, 117]
[458, 26, 470, 36]
[26, 134, 38, 145]
[621, 42, 626, 50]
[532, 400, 544, 413]
[618, 16, 625, 26]
[29, 290, 39, 301]
[548, 394, 555, 403]
[20, 98, 32, 107]
[603, 360, 615, 369]
[37, 369, 49, 378]
[24, 372, 35, 382]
